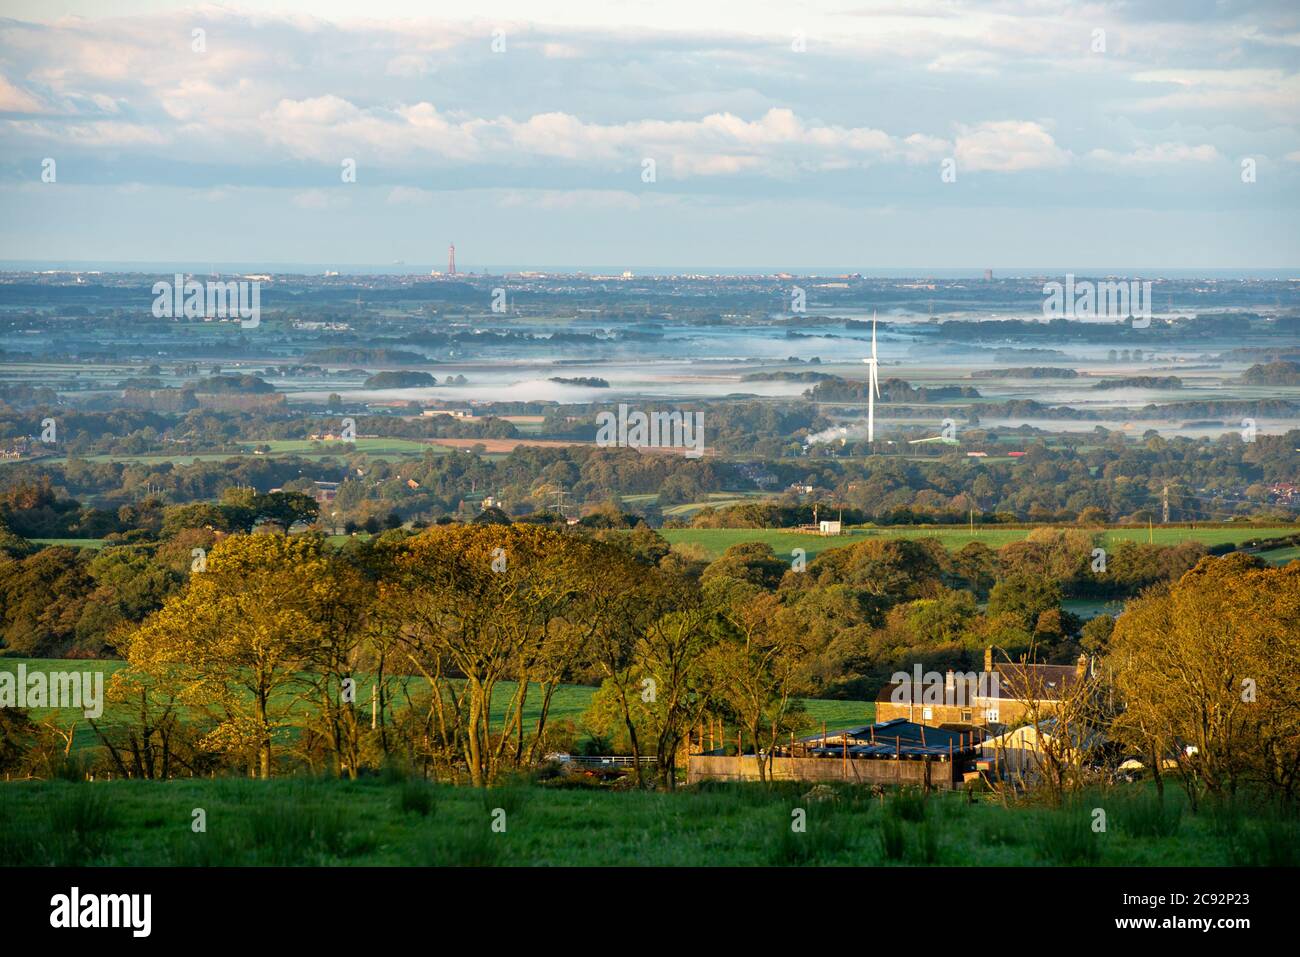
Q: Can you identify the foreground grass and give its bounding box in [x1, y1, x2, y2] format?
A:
[2, 780, 1289, 868]
[0, 777, 1293, 866]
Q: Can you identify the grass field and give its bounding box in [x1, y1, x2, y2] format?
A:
[0, 658, 874, 754]
[0, 776, 1292, 866]
[29, 538, 107, 550]
[257, 438, 439, 457]
[25, 523, 1296, 561]
[661, 525, 1298, 562]
[36, 437, 458, 467]
[1262, 544, 1300, 565]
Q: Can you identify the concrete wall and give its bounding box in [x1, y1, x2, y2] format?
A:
[687, 754, 961, 789]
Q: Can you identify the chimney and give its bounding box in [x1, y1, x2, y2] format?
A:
[945, 669, 956, 693]
[984, 646, 993, 674]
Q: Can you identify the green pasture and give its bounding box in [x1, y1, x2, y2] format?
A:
[661, 525, 1297, 562]
[0, 658, 873, 755]
[0, 776, 1290, 866]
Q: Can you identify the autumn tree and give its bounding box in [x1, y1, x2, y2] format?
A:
[126, 534, 333, 777]
[1110, 554, 1300, 806]
[384, 523, 590, 786]
[703, 578, 810, 782]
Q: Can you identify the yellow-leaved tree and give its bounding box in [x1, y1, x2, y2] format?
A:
[126, 533, 335, 778]
[1110, 553, 1300, 806]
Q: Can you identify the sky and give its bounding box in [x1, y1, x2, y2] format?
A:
[0, 0, 1298, 272]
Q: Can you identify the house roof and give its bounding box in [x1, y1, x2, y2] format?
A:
[798, 718, 977, 757]
[875, 661, 1084, 705]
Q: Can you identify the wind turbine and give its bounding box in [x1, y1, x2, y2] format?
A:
[862, 311, 882, 443]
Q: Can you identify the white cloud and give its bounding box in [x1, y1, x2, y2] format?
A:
[0, 74, 46, 112]
[386, 185, 435, 204]
[953, 120, 1069, 172]
[1088, 142, 1222, 166]
[291, 189, 346, 209]
[495, 188, 644, 210]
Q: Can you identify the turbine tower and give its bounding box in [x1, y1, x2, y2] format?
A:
[862, 311, 882, 443]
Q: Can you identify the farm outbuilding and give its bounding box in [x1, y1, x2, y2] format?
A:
[687, 718, 984, 790]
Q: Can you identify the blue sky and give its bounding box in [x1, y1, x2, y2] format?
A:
[1, 1, 1297, 271]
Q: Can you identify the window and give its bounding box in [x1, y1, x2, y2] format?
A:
[922, 707, 933, 720]
[985, 708, 1000, 723]
[960, 709, 972, 722]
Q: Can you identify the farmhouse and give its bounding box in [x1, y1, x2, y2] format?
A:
[874, 647, 1091, 731]
[310, 481, 340, 506]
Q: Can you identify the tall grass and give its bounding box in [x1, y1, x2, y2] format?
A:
[0, 777, 1283, 866]
[47, 785, 119, 862]
[397, 778, 438, 817]
[879, 816, 907, 860]
[1117, 790, 1182, 838]
[769, 804, 853, 865]
[1032, 803, 1103, 865]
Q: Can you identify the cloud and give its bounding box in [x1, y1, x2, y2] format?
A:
[386, 185, 435, 205]
[495, 188, 644, 210]
[291, 189, 346, 209]
[0, 75, 47, 113]
[1088, 142, 1223, 166]
[953, 120, 1070, 172]
[1126, 69, 1300, 122]
[0, 5, 1288, 219]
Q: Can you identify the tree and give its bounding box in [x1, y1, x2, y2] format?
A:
[634, 574, 715, 789]
[1109, 554, 1300, 805]
[703, 579, 809, 782]
[987, 573, 1062, 634]
[385, 524, 589, 786]
[0, 547, 93, 656]
[258, 491, 319, 533]
[126, 534, 333, 777]
[577, 547, 661, 787]
[161, 502, 231, 537]
[701, 541, 788, 591]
